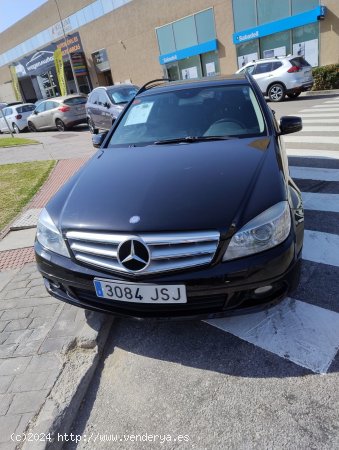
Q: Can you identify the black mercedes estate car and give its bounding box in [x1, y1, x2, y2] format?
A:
[35, 74, 304, 319]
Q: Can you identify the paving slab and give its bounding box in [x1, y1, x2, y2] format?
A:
[0, 229, 36, 252]
[10, 209, 42, 230]
[0, 263, 112, 449]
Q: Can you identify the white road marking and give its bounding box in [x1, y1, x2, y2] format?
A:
[301, 126, 339, 132]
[301, 119, 339, 124]
[302, 192, 339, 213]
[287, 148, 339, 159]
[283, 136, 339, 144]
[303, 229, 339, 267]
[297, 113, 339, 117]
[206, 298, 339, 373]
[290, 166, 339, 181]
[311, 105, 339, 108]
[300, 108, 339, 113]
[324, 100, 339, 104]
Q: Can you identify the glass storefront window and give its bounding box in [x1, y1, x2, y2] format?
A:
[292, 0, 319, 15]
[173, 16, 198, 50]
[260, 30, 291, 58]
[257, 0, 290, 25]
[178, 55, 202, 79]
[236, 40, 259, 69]
[232, 0, 257, 32]
[292, 22, 319, 66]
[195, 9, 216, 44]
[156, 25, 176, 55]
[201, 51, 220, 77]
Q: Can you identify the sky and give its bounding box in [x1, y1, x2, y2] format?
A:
[0, 0, 48, 33]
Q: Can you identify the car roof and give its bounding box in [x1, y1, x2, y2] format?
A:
[93, 84, 138, 91]
[137, 74, 249, 97]
[38, 94, 87, 103]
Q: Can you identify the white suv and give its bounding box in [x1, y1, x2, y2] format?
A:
[236, 56, 314, 102]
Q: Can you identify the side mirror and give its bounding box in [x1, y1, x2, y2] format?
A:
[92, 131, 108, 148]
[105, 102, 111, 109]
[34, 110, 38, 115]
[279, 116, 302, 135]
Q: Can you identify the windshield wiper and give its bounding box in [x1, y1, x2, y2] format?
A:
[154, 135, 234, 145]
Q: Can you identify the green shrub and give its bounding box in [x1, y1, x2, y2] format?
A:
[312, 64, 339, 90]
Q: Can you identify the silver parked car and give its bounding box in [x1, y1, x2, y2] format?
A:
[0, 103, 36, 133]
[27, 94, 87, 132]
[236, 55, 314, 102]
[86, 84, 138, 133]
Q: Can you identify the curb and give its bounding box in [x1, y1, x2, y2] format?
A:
[21, 312, 114, 450]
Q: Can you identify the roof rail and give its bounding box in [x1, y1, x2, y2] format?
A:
[136, 78, 170, 96]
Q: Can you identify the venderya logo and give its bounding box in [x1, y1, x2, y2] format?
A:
[238, 30, 259, 42]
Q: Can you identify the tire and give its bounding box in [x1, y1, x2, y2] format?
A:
[12, 123, 20, 134]
[56, 119, 67, 132]
[268, 83, 286, 102]
[88, 118, 98, 134]
[287, 92, 301, 99]
[28, 121, 37, 132]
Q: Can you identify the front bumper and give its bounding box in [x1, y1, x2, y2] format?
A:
[35, 234, 301, 320]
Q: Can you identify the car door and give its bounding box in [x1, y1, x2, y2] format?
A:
[0, 107, 9, 132]
[43, 101, 60, 129]
[252, 62, 273, 93]
[0, 107, 13, 132]
[32, 102, 48, 129]
[96, 89, 111, 130]
[86, 90, 99, 127]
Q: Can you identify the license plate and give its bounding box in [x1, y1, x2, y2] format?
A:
[93, 278, 187, 304]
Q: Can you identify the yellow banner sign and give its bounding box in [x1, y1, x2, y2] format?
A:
[9, 66, 22, 101]
[54, 48, 67, 96]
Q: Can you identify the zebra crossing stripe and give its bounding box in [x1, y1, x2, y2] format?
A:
[283, 136, 339, 144]
[301, 126, 339, 132]
[301, 119, 339, 124]
[310, 104, 339, 108]
[302, 192, 339, 213]
[290, 166, 339, 181]
[287, 149, 339, 159]
[296, 113, 339, 117]
[206, 298, 339, 373]
[300, 108, 339, 113]
[303, 230, 339, 267]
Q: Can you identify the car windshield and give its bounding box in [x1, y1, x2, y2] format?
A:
[107, 87, 138, 105]
[107, 84, 267, 147]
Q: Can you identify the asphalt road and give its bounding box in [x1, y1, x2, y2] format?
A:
[61, 93, 339, 450]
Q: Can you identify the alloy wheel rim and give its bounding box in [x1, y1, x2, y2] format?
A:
[270, 86, 283, 101]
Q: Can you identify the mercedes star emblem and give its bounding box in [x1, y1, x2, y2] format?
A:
[117, 239, 150, 272]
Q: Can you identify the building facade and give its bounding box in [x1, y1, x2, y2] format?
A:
[0, 0, 338, 103]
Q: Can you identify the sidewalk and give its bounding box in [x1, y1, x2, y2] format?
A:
[0, 155, 111, 449]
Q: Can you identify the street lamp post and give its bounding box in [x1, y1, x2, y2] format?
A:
[54, 0, 80, 94]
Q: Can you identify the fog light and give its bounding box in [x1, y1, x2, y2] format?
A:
[254, 285, 273, 295]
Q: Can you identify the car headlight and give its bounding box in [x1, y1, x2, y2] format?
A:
[223, 201, 291, 261]
[36, 208, 70, 257]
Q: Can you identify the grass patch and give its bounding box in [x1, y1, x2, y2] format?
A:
[0, 160, 56, 231]
[0, 137, 40, 147]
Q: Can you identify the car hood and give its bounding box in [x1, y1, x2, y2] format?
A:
[50, 137, 284, 233]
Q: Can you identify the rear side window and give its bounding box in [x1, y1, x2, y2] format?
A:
[88, 91, 98, 104]
[254, 62, 272, 74]
[290, 57, 311, 68]
[271, 62, 283, 70]
[17, 105, 36, 113]
[64, 97, 87, 106]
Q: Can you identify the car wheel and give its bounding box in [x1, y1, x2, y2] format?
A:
[12, 123, 20, 134]
[287, 92, 301, 99]
[88, 118, 98, 134]
[56, 119, 67, 132]
[268, 83, 286, 102]
[28, 121, 37, 132]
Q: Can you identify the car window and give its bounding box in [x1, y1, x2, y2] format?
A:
[17, 105, 36, 113]
[254, 62, 272, 74]
[107, 85, 267, 147]
[97, 90, 109, 106]
[88, 91, 98, 104]
[45, 101, 59, 111]
[64, 96, 87, 105]
[4, 108, 13, 116]
[290, 57, 311, 68]
[35, 102, 47, 113]
[107, 87, 138, 105]
[271, 62, 283, 70]
[244, 65, 255, 74]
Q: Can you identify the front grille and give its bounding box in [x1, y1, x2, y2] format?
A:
[66, 230, 220, 275]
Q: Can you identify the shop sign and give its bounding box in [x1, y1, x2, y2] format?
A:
[92, 49, 110, 72]
[9, 66, 22, 101]
[15, 32, 83, 78]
